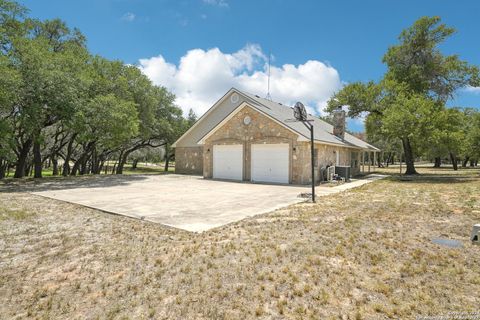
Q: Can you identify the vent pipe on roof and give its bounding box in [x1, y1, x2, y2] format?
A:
[333, 106, 346, 140]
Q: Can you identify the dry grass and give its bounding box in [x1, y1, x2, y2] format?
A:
[375, 162, 479, 176]
[0, 168, 479, 319]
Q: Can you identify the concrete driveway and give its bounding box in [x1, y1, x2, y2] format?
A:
[33, 174, 309, 232]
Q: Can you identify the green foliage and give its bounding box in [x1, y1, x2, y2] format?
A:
[383, 16, 479, 101]
[0, 0, 29, 52]
[327, 16, 479, 173]
[462, 109, 480, 161]
[0, 0, 189, 178]
[76, 94, 139, 148]
[187, 108, 197, 127]
[12, 36, 89, 133]
[327, 81, 382, 118]
[428, 108, 465, 158]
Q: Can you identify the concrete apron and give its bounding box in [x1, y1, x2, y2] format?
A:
[32, 174, 387, 232]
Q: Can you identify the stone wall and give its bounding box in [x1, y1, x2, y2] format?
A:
[204, 106, 302, 183]
[174, 146, 203, 175]
[203, 105, 361, 184]
[176, 105, 364, 183]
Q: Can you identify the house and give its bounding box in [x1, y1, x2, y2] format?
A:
[172, 88, 379, 184]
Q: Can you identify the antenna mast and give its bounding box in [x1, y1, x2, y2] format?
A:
[266, 52, 272, 100]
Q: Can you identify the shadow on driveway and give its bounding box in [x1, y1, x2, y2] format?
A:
[0, 174, 155, 193]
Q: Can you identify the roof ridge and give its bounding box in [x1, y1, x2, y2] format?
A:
[236, 89, 379, 151]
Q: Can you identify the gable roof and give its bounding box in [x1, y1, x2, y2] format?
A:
[174, 88, 379, 151]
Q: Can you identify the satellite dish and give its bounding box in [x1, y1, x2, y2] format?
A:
[293, 102, 307, 121]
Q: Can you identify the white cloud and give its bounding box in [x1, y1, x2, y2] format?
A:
[202, 0, 228, 7]
[138, 44, 342, 118]
[121, 12, 136, 22]
[464, 86, 480, 94]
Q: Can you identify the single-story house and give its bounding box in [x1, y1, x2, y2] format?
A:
[173, 88, 379, 184]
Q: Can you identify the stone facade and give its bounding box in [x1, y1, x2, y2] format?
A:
[203, 106, 300, 182]
[202, 105, 358, 184]
[175, 146, 203, 175]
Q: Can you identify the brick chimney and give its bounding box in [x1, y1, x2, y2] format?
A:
[333, 106, 346, 140]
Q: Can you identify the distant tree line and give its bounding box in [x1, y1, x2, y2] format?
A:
[327, 17, 480, 174]
[0, 0, 196, 179]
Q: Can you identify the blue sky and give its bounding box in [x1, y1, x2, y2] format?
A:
[20, 0, 480, 131]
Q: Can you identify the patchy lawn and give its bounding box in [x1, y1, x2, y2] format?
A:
[375, 162, 480, 176]
[1, 170, 479, 319]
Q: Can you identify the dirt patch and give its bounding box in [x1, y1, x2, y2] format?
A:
[1, 170, 479, 319]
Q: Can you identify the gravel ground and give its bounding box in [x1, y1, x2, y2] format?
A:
[1, 169, 479, 319]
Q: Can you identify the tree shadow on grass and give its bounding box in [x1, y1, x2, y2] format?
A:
[0, 174, 166, 193]
[387, 175, 479, 184]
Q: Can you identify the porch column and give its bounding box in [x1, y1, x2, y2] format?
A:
[361, 151, 365, 173]
[368, 151, 372, 173]
[373, 151, 377, 172]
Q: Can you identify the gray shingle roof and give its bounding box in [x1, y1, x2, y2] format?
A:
[174, 87, 379, 151]
[239, 90, 379, 151]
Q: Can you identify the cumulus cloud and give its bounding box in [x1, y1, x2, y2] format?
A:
[138, 44, 342, 117]
[121, 12, 136, 22]
[464, 85, 480, 94]
[202, 0, 228, 7]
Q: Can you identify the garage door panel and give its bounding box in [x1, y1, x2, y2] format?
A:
[213, 145, 243, 181]
[251, 144, 289, 184]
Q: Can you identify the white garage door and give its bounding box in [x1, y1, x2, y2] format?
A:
[213, 144, 243, 181]
[251, 144, 289, 184]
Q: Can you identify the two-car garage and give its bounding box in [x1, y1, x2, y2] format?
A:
[212, 143, 289, 184]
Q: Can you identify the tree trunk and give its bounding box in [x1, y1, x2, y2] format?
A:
[96, 160, 104, 174]
[115, 151, 125, 174]
[401, 137, 417, 175]
[433, 157, 441, 168]
[470, 159, 476, 167]
[14, 139, 33, 178]
[385, 152, 392, 167]
[116, 153, 128, 174]
[71, 142, 94, 176]
[52, 157, 59, 176]
[33, 140, 43, 178]
[450, 153, 458, 171]
[116, 148, 137, 174]
[79, 151, 92, 175]
[90, 148, 99, 174]
[0, 158, 7, 179]
[131, 158, 139, 169]
[462, 157, 469, 168]
[164, 154, 171, 172]
[62, 134, 77, 177]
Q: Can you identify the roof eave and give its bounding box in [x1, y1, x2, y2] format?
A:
[172, 87, 241, 147]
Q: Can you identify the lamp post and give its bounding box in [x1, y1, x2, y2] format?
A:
[292, 102, 315, 203]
